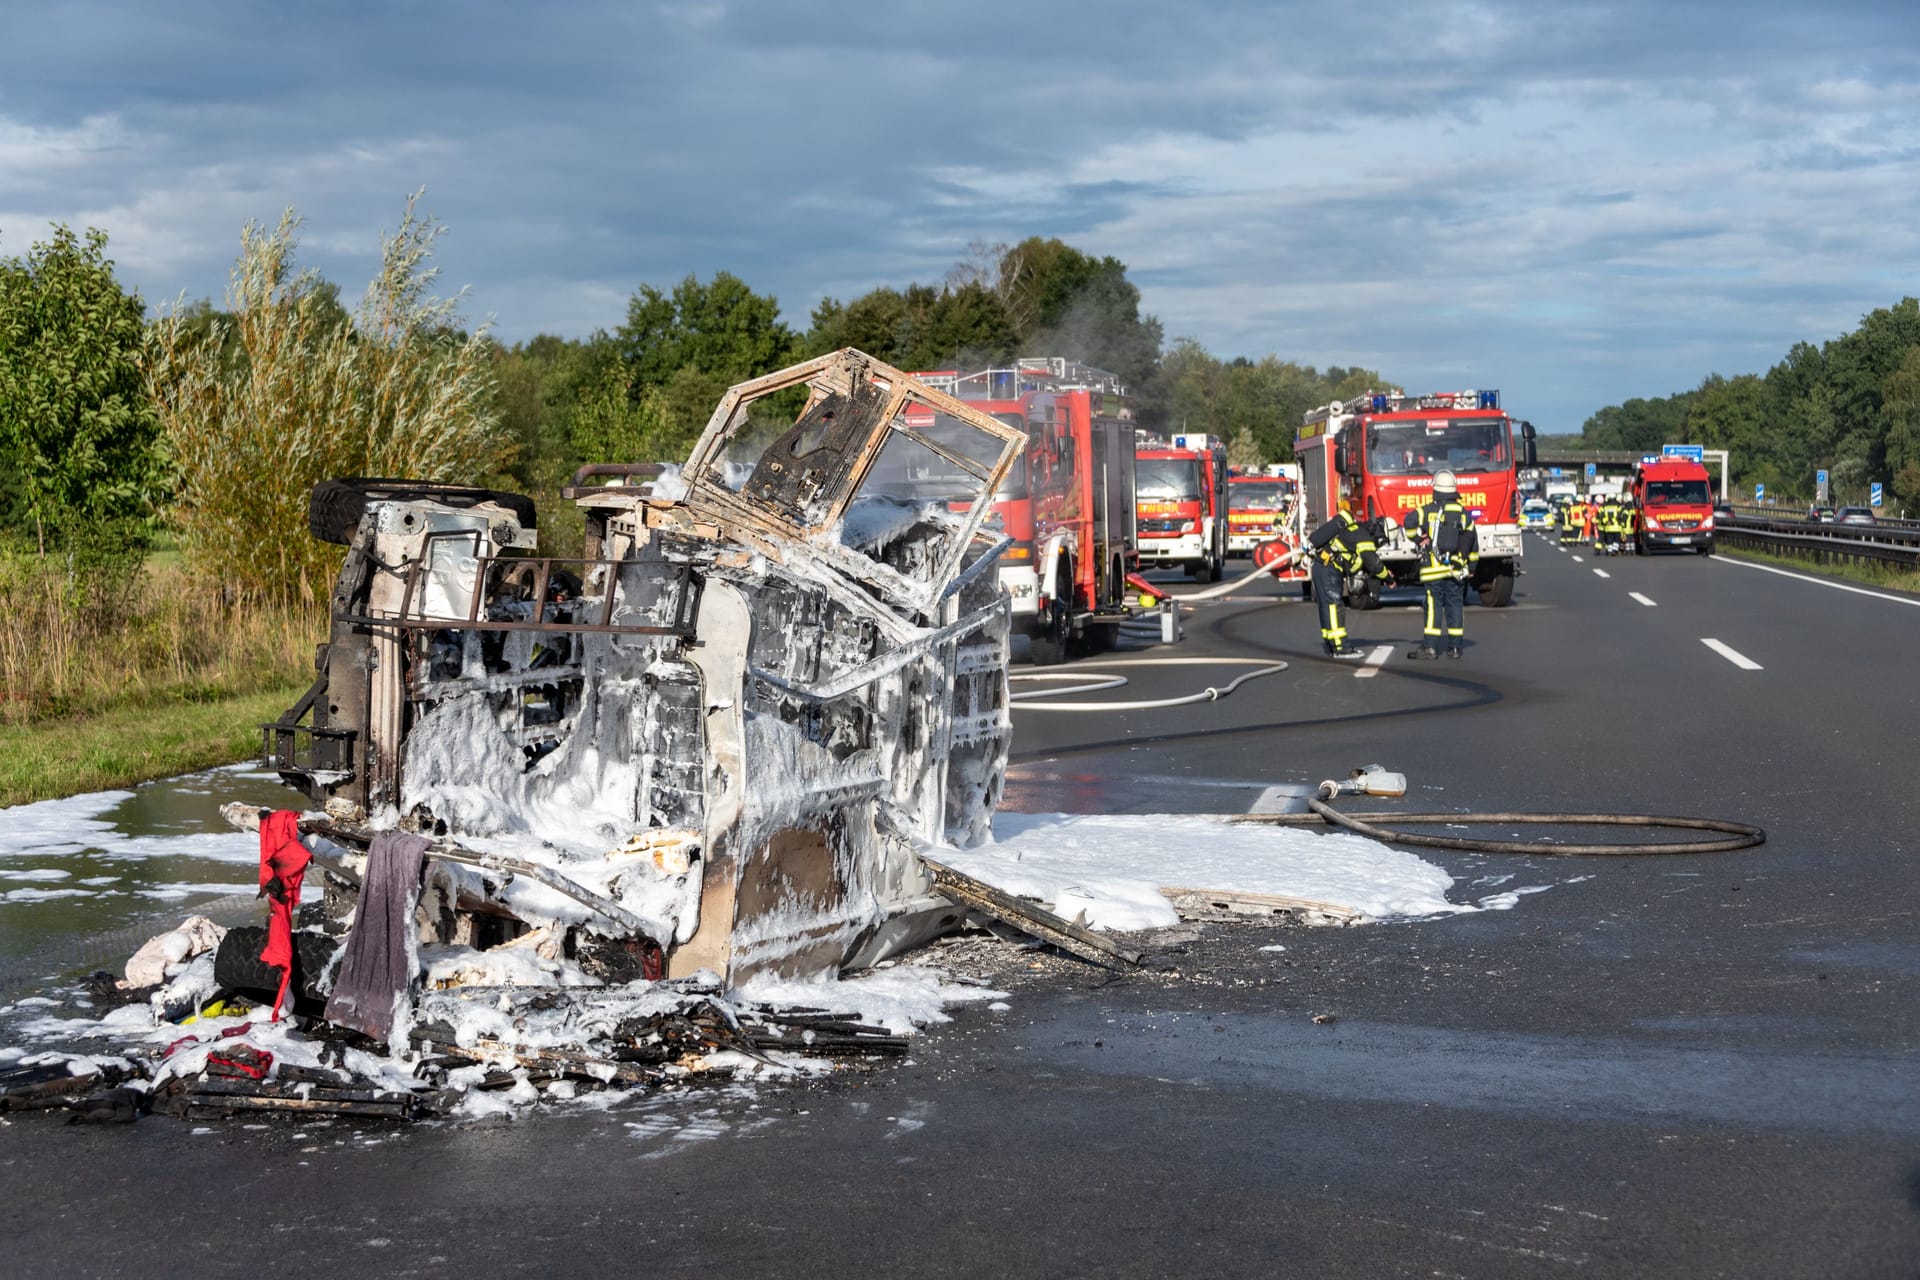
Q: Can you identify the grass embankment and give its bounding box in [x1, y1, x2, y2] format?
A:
[0, 558, 319, 807]
[1721, 543, 1920, 594]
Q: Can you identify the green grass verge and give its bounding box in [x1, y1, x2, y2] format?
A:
[0, 686, 303, 808]
[1720, 543, 1920, 593]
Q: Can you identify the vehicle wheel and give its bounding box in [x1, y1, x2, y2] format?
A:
[1696, 544, 1712, 556]
[1476, 571, 1515, 607]
[1031, 556, 1074, 665]
[1301, 580, 1314, 601]
[308, 478, 538, 547]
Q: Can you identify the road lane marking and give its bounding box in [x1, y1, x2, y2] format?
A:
[1354, 644, 1393, 679]
[1701, 638, 1762, 670]
[1248, 783, 1311, 814]
[1571, 555, 1584, 562]
[1715, 556, 1920, 608]
[1593, 568, 1610, 579]
[1629, 592, 1657, 606]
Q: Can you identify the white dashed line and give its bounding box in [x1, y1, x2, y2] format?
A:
[1571, 555, 1584, 563]
[1629, 592, 1657, 607]
[1701, 638, 1762, 670]
[1354, 644, 1394, 679]
[1714, 555, 1920, 608]
[1248, 784, 1306, 814]
[1593, 568, 1610, 579]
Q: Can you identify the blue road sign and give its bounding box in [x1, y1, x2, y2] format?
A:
[1585, 462, 1597, 479]
[1871, 482, 1883, 507]
[1550, 467, 1562, 478]
[1663, 444, 1705, 463]
[1817, 468, 1829, 485]
[1755, 483, 1766, 501]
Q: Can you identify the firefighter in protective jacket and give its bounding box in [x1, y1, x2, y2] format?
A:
[1404, 471, 1477, 660]
[1307, 504, 1392, 658]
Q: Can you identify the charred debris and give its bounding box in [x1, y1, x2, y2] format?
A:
[3, 349, 1145, 1126]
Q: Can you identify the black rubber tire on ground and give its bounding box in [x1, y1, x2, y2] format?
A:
[308, 478, 539, 547]
[1476, 570, 1516, 607]
[1030, 557, 1074, 665]
[1697, 543, 1713, 556]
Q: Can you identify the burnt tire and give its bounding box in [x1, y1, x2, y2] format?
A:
[308, 478, 538, 546]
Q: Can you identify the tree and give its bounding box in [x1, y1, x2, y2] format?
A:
[996, 237, 1163, 400]
[147, 194, 506, 601]
[612, 272, 795, 390]
[0, 224, 160, 591]
[1884, 346, 1920, 509]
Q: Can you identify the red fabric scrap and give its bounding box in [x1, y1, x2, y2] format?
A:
[256, 810, 311, 1021]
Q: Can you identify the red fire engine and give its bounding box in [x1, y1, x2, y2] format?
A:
[914, 359, 1139, 664]
[1631, 456, 1715, 555]
[1294, 389, 1535, 607]
[1135, 433, 1229, 581]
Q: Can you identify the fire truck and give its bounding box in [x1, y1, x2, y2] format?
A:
[1631, 456, 1715, 554]
[914, 359, 1139, 664]
[1135, 433, 1230, 581]
[1226, 464, 1303, 556]
[1294, 389, 1536, 607]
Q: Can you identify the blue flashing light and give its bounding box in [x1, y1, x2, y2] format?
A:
[1477, 390, 1499, 409]
[1370, 395, 1390, 412]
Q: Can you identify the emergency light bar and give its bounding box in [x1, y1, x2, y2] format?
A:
[1308, 388, 1502, 424]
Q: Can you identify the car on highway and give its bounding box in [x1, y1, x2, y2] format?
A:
[1835, 506, 1878, 525]
[1807, 505, 1836, 523]
[1521, 497, 1552, 528]
[1712, 500, 1736, 523]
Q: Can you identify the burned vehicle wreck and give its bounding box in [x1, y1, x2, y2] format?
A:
[257, 349, 1027, 989]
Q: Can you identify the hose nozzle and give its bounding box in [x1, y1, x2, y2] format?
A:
[1317, 763, 1408, 800]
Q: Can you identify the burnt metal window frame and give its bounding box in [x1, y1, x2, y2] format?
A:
[679, 349, 1027, 604]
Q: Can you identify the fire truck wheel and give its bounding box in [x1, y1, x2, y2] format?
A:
[1031, 559, 1074, 666]
[1475, 570, 1515, 607]
[1192, 554, 1218, 584]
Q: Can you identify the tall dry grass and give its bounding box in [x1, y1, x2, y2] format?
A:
[146, 192, 507, 603]
[0, 554, 319, 726]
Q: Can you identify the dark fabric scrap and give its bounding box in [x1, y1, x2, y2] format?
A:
[323, 831, 430, 1043]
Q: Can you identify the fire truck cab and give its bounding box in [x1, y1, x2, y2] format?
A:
[1227, 465, 1303, 557]
[1135, 433, 1230, 581]
[1295, 390, 1534, 608]
[1631, 457, 1715, 554]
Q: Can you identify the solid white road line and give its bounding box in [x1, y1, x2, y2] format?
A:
[1629, 592, 1657, 607]
[1354, 643, 1393, 679]
[1593, 568, 1610, 579]
[1715, 555, 1920, 608]
[1701, 638, 1763, 670]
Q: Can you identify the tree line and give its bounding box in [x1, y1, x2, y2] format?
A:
[1567, 298, 1920, 508]
[0, 201, 1388, 603]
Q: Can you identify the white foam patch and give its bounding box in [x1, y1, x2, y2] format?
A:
[0, 789, 254, 866]
[1, 868, 72, 882]
[1, 887, 94, 904]
[934, 813, 1480, 929]
[736, 965, 1006, 1036]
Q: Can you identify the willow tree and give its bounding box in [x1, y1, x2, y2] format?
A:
[147, 193, 504, 601]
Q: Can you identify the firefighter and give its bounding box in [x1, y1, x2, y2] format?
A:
[1306, 502, 1392, 659]
[1557, 498, 1580, 546]
[1405, 471, 1477, 660]
[1596, 497, 1617, 554]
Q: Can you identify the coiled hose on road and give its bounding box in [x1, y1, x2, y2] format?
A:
[1238, 795, 1766, 856]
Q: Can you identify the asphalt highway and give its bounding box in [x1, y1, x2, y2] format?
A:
[4, 534, 1917, 1277]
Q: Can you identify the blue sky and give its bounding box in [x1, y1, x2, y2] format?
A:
[2, 0, 1916, 431]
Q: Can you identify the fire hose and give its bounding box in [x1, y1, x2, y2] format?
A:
[1228, 767, 1765, 856]
[1009, 656, 1289, 711]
